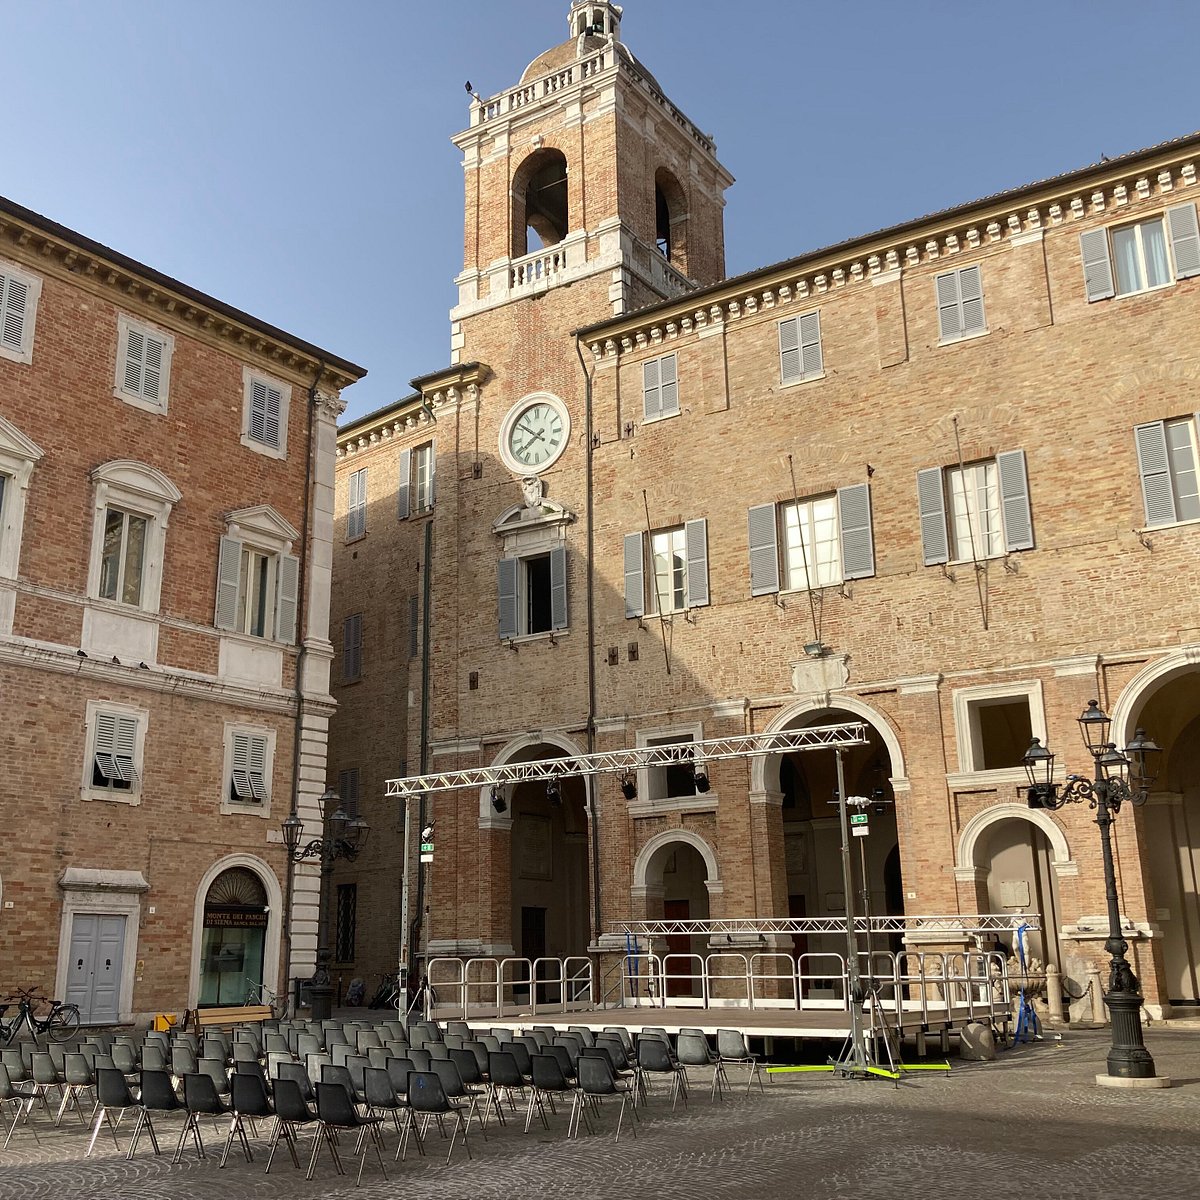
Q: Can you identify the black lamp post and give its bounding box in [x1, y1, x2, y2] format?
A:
[281, 788, 370, 1021]
[1023, 701, 1161, 1080]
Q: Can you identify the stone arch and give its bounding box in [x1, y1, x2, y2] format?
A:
[1110, 646, 1200, 748]
[750, 695, 907, 796]
[957, 802, 1075, 876]
[511, 147, 570, 258]
[478, 730, 593, 828]
[632, 828, 720, 892]
[187, 853, 283, 1008]
[654, 166, 689, 267]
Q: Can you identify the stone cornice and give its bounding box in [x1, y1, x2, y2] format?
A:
[580, 143, 1200, 358]
[0, 196, 365, 391]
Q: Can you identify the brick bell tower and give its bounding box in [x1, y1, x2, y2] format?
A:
[417, 5, 732, 963]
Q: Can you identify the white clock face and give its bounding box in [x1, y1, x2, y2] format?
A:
[508, 401, 566, 469]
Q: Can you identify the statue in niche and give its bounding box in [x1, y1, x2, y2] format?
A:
[521, 475, 544, 511]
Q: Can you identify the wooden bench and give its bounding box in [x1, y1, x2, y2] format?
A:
[190, 1005, 274, 1034]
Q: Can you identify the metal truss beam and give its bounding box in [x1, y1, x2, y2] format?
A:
[384, 723, 869, 798]
[611, 914, 1041, 936]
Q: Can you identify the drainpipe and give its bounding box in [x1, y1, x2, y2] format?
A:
[575, 334, 603, 947]
[283, 363, 324, 1008]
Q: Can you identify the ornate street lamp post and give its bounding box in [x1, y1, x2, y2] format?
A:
[281, 788, 370, 1021]
[1023, 701, 1161, 1080]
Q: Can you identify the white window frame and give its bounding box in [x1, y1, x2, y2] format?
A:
[1111, 216, 1174, 297]
[1135, 416, 1200, 528]
[86, 461, 181, 615]
[113, 313, 174, 414]
[946, 460, 1003, 563]
[216, 506, 301, 644]
[0, 258, 42, 366]
[633, 723, 713, 812]
[949, 681, 1046, 786]
[0, 415, 44, 585]
[220, 722, 276, 818]
[81, 700, 148, 806]
[241, 367, 291, 460]
[650, 526, 688, 615]
[780, 495, 842, 591]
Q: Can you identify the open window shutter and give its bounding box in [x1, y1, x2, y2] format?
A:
[1080, 228, 1115, 301]
[1, 273, 27, 353]
[1167, 202, 1200, 279]
[643, 359, 662, 421]
[123, 328, 145, 394]
[958, 265, 985, 334]
[397, 449, 411, 520]
[408, 595, 419, 657]
[428, 439, 437, 505]
[916, 468, 950, 565]
[1134, 421, 1176, 526]
[996, 449, 1034, 551]
[344, 613, 362, 680]
[623, 532, 645, 617]
[114, 714, 139, 782]
[936, 271, 963, 340]
[659, 354, 679, 416]
[215, 535, 242, 630]
[93, 711, 117, 778]
[276, 553, 300, 644]
[684, 518, 709, 608]
[549, 545, 568, 631]
[747, 503, 780, 595]
[248, 735, 267, 800]
[347, 471, 361, 538]
[778, 317, 800, 384]
[837, 484, 875, 579]
[497, 557, 520, 640]
[799, 312, 823, 377]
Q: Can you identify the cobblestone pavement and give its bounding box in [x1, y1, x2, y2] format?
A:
[4, 1029, 1200, 1200]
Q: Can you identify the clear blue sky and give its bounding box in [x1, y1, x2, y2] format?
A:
[7, 1, 1198, 422]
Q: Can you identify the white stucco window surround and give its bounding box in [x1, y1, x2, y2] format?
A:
[241, 367, 291, 460]
[632, 722, 715, 814]
[85, 460, 181, 615]
[950, 680, 1047, 786]
[113, 313, 175, 414]
[0, 416, 44, 634]
[0, 258, 42, 366]
[220, 721, 277, 819]
[81, 699, 149, 806]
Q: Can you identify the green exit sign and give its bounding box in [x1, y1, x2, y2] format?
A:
[420, 842, 435, 853]
[849, 814, 869, 825]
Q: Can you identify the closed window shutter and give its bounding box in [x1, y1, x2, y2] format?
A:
[917, 468, 950, 565]
[837, 484, 875, 579]
[643, 358, 662, 421]
[428, 439, 437, 505]
[549, 545, 568, 631]
[343, 613, 362, 680]
[408, 594, 419, 657]
[747, 503, 780, 595]
[348, 469, 366, 538]
[684, 518, 709, 608]
[397, 449, 411, 520]
[263, 383, 282, 448]
[799, 312, 823, 377]
[93, 711, 118, 780]
[623, 532, 645, 617]
[338, 768, 360, 818]
[1134, 421, 1177, 526]
[996, 449, 1034, 551]
[249, 379, 269, 443]
[958, 265, 985, 334]
[231, 732, 267, 801]
[1, 273, 28, 352]
[936, 270, 962, 340]
[215, 535, 242, 630]
[276, 553, 300, 643]
[124, 328, 146, 394]
[1167, 202, 1200, 279]
[96, 713, 139, 783]
[1080, 228, 1115, 301]
[659, 354, 679, 416]
[779, 317, 800, 384]
[142, 334, 164, 401]
[497, 557, 519, 639]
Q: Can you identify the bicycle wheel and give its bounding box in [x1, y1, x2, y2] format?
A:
[47, 1004, 80, 1042]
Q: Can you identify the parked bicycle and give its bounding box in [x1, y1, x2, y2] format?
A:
[367, 972, 400, 1010]
[242, 977, 282, 1018]
[0, 988, 81, 1045]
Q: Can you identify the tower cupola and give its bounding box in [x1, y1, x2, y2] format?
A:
[568, 1, 621, 41]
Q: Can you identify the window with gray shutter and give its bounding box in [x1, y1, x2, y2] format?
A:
[1167, 202, 1200, 279]
[684, 518, 709, 608]
[996, 450, 1034, 551]
[1135, 421, 1177, 526]
[397, 449, 411, 520]
[497, 557, 520, 640]
[93, 711, 139, 789]
[121, 326, 167, 403]
[549, 545, 568, 631]
[643, 358, 662, 421]
[779, 313, 823, 385]
[659, 353, 679, 416]
[231, 732, 268, 802]
[215, 535, 242, 631]
[799, 312, 822, 377]
[917, 468, 950, 566]
[748, 503, 780, 595]
[343, 613, 363, 681]
[779, 317, 800, 384]
[248, 378, 283, 449]
[624, 532, 645, 617]
[347, 468, 367, 539]
[338, 767, 360, 818]
[1, 271, 29, 355]
[837, 484, 875, 579]
[1079, 228, 1115, 301]
[936, 266, 986, 341]
[275, 553, 300, 644]
[408, 595, 419, 657]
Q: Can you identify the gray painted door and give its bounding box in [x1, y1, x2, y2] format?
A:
[65, 914, 126, 1024]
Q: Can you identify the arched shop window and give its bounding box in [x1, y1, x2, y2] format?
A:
[198, 867, 268, 1006]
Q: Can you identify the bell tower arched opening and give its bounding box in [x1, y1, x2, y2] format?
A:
[512, 149, 570, 258]
[654, 167, 689, 272]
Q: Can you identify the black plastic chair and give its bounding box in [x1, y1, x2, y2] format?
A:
[307, 1080, 388, 1185]
[363, 1065, 406, 1145]
[575, 1052, 638, 1142]
[431, 1057, 487, 1137]
[716, 1028, 764, 1094]
[405, 1070, 470, 1164]
[222, 1071, 272, 1167]
[174, 1071, 232, 1164]
[321, 1062, 364, 1106]
[637, 1037, 689, 1111]
[2, 1062, 40, 1151]
[265, 1076, 317, 1174]
[57, 1052, 95, 1126]
[484, 1050, 524, 1126]
[525, 1053, 575, 1134]
[677, 1030, 729, 1101]
[128, 1069, 180, 1159]
[277, 1059, 316, 1103]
